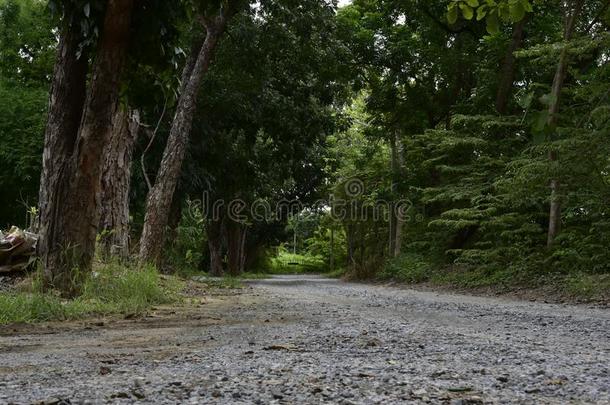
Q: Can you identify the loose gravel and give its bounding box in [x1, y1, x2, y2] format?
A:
[0, 275, 608, 404]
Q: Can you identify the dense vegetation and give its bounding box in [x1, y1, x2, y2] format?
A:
[0, 0, 608, 304]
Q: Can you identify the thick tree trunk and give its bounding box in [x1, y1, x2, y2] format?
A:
[207, 217, 224, 276]
[546, 0, 584, 248]
[495, 19, 527, 115]
[42, 0, 135, 293]
[139, 16, 230, 265]
[37, 3, 88, 263]
[99, 108, 140, 259]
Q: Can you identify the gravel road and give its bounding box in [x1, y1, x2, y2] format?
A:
[0, 275, 609, 404]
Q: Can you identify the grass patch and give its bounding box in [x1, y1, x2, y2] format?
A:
[325, 267, 347, 279]
[268, 252, 327, 274]
[0, 263, 183, 325]
[565, 273, 610, 300]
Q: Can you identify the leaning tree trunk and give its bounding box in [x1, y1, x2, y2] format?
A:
[37, 2, 88, 259]
[139, 15, 231, 265]
[546, 0, 584, 248]
[495, 18, 527, 115]
[99, 108, 140, 259]
[42, 0, 135, 294]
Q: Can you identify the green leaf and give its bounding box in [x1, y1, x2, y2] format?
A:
[498, 3, 511, 21]
[447, 4, 459, 24]
[460, 4, 474, 20]
[517, 92, 534, 109]
[509, 2, 525, 21]
[486, 13, 499, 34]
[466, 0, 480, 7]
[476, 5, 488, 21]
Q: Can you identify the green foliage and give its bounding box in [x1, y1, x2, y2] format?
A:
[0, 0, 53, 228]
[0, 79, 47, 228]
[166, 200, 207, 277]
[447, 0, 533, 34]
[268, 249, 328, 274]
[380, 253, 434, 283]
[324, 0, 610, 297]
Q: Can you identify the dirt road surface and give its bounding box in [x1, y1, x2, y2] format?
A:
[1, 275, 608, 404]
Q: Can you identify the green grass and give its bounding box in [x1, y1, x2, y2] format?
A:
[268, 252, 327, 274]
[0, 263, 183, 325]
[325, 267, 347, 279]
[565, 273, 610, 300]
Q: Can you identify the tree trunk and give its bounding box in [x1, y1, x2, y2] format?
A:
[99, 108, 140, 259]
[547, 0, 584, 248]
[207, 217, 224, 276]
[36, 2, 88, 267]
[139, 15, 231, 265]
[389, 131, 405, 258]
[163, 189, 184, 267]
[226, 220, 242, 277]
[347, 224, 355, 269]
[495, 18, 527, 115]
[41, 0, 135, 294]
[239, 226, 248, 274]
[329, 226, 334, 271]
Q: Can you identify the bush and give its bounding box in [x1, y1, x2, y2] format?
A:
[380, 252, 433, 283]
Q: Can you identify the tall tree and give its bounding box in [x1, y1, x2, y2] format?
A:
[495, 18, 527, 114]
[139, 1, 243, 265]
[39, 0, 135, 293]
[546, 0, 585, 248]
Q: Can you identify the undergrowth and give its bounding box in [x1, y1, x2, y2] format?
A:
[0, 262, 182, 325]
[377, 251, 610, 301]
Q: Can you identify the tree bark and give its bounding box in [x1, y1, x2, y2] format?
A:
[99, 108, 140, 259]
[347, 223, 355, 269]
[207, 217, 224, 276]
[226, 220, 243, 277]
[37, 2, 88, 265]
[495, 18, 527, 115]
[329, 226, 334, 271]
[239, 226, 248, 274]
[41, 0, 135, 293]
[139, 14, 231, 265]
[389, 131, 405, 258]
[547, 0, 584, 248]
